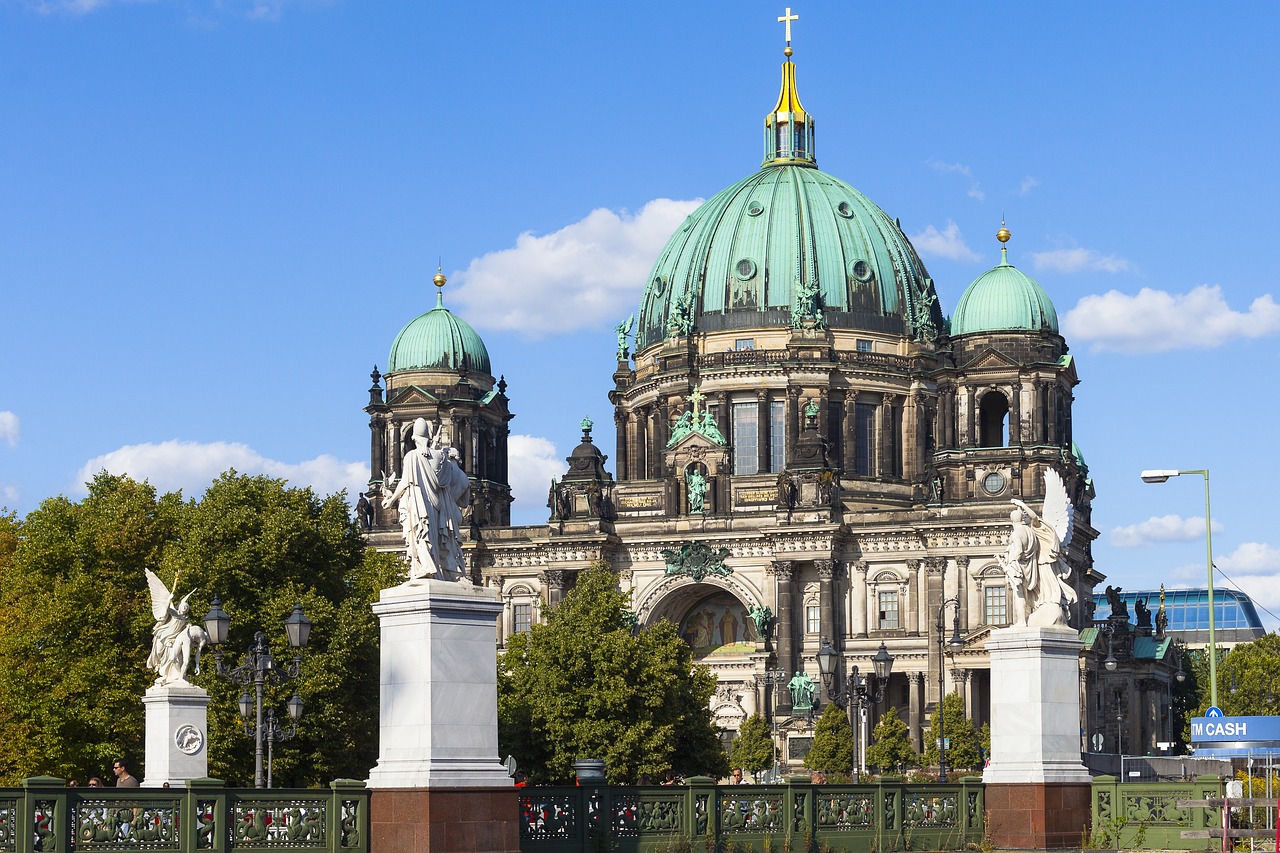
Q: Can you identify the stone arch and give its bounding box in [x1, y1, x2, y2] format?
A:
[635, 575, 764, 661]
[978, 390, 1010, 448]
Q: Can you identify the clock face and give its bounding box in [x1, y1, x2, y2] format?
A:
[982, 472, 1006, 495]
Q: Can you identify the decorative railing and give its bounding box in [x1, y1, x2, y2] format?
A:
[694, 349, 914, 373]
[519, 776, 983, 853]
[1089, 774, 1224, 850]
[1, 778, 367, 853]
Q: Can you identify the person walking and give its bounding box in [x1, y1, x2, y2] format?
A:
[113, 759, 139, 787]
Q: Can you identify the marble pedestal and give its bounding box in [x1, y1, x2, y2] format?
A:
[366, 579, 512, 789]
[142, 683, 211, 787]
[982, 625, 1091, 848]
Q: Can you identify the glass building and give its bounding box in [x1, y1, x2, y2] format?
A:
[1093, 588, 1265, 648]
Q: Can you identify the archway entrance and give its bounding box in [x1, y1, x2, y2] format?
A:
[677, 590, 758, 659]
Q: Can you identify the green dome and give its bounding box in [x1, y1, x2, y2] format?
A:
[951, 249, 1059, 336]
[635, 164, 943, 349]
[387, 293, 491, 376]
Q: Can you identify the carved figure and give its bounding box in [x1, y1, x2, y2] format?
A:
[748, 604, 773, 642]
[1155, 604, 1168, 637]
[382, 417, 472, 582]
[356, 491, 375, 531]
[1105, 585, 1128, 619]
[668, 410, 695, 446]
[995, 469, 1076, 627]
[1134, 598, 1151, 628]
[777, 472, 797, 510]
[668, 289, 695, 337]
[686, 468, 708, 515]
[614, 314, 634, 360]
[788, 671, 816, 711]
[699, 410, 726, 444]
[803, 398, 820, 427]
[791, 277, 825, 330]
[145, 569, 209, 686]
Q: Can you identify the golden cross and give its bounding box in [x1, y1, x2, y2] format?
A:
[777, 7, 799, 45]
[689, 386, 706, 419]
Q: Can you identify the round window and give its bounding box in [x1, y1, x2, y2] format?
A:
[747, 201, 765, 217]
[836, 201, 854, 218]
[735, 259, 757, 280]
[982, 471, 1007, 495]
[851, 260, 874, 282]
[652, 275, 667, 296]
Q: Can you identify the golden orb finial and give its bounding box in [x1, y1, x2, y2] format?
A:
[433, 272, 447, 288]
[784, 45, 793, 57]
[996, 221, 1011, 243]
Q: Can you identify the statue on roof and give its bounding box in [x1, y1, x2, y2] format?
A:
[791, 277, 826, 330]
[614, 314, 634, 361]
[996, 469, 1076, 627]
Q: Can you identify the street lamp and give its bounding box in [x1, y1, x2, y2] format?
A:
[936, 598, 964, 779]
[203, 596, 312, 788]
[1139, 469, 1217, 707]
[817, 640, 894, 777]
[757, 668, 788, 780]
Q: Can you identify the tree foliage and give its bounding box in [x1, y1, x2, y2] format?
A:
[1214, 635, 1280, 718]
[921, 692, 981, 773]
[865, 706, 915, 773]
[0, 471, 397, 787]
[497, 562, 728, 784]
[731, 713, 775, 779]
[803, 702, 854, 774]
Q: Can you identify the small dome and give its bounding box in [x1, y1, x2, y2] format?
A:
[951, 248, 1058, 336]
[387, 293, 491, 376]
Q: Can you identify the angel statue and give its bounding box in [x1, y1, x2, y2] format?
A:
[614, 314, 634, 361]
[995, 469, 1078, 627]
[145, 568, 209, 686]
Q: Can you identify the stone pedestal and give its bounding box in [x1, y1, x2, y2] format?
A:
[983, 625, 1091, 848]
[369, 788, 520, 853]
[366, 579, 512, 789]
[141, 683, 211, 787]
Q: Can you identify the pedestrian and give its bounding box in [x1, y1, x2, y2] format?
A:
[88, 777, 104, 788]
[113, 759, 140, 788]
[730, 768, 746, 784]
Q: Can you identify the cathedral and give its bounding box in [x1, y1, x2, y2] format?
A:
[360, 34, 1105, 762]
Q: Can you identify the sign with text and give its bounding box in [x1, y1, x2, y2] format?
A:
[1191, 715, 1280, 745]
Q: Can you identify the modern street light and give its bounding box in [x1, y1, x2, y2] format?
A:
[1140, 468, 1217, 707]
[817, 640, 894, 776]
[203, 596, 312, 788]
[936, 598, 964, 779]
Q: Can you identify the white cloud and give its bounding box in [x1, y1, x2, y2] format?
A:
[27, 0, 153, 13]
[0, 485, 17, 506]
[74, 441, 366, 500]
[926, 158, 972, 177]
[0, 412, 18, 447]
[967, 184, 985, 202]
[507, 435, 562, 524]
[1029, 247, 1132, 274]
[453, 198, 701, 339]
[1018, 176, 1040, 196]
[1111, 514, 1223, 547]
[1217, 542, 1280, 576]
[907, 220, 980, 262]
[1062, 285, 1280, 353]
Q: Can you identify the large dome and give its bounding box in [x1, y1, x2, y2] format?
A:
[387, 289, 491, 376]
[951, 247, 1059, 337]
[635, 164, 943, 349]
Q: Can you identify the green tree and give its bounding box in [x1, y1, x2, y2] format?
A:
[497, 562, 728, 783]
[0, 471, 396, 787]
[921, 692, 981, 774]
[865, 706, 915, 773]
[731, 713, 775, 780]
[803, 703, 854, 774]
[1216, 635, 1280, 717]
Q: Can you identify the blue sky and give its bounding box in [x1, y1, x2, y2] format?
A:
[2, 2, 1278, 626]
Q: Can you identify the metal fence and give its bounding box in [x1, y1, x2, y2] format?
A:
[1089, 774, 1226, 850]
[519, 776, 984, 853]
[0, 776, 368, 853]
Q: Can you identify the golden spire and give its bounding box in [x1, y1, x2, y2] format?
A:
[996, 219, 1011, 265]
[763, 7, 815, 167]
[433, 265, 447, 307]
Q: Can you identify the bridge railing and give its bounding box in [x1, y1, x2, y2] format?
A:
[1, 776, 368, 853]
[1089, 774, 1225, 850]
[518, 775, 984, 853]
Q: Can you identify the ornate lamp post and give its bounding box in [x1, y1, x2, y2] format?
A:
[203, 596, 312, 788]
[817, 640, 893, 777]
[757, 668, 788, 780]
[935, 599, 964, 779]
[1140, 469, 1217, 707]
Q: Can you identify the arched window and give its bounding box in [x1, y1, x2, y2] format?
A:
[978, 392, 1010, 448]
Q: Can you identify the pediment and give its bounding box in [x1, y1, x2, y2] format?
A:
[388, 385, 439, 407]
[962, 348, 1021, 371]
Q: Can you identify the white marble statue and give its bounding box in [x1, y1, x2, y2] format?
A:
[145, 569, 209, 686]
[996, 470, 1077, 627]
[382, 417, 473, 583]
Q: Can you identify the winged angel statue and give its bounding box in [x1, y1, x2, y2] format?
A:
[995, 470, 1078, 627]
[144, 569, 209, 686]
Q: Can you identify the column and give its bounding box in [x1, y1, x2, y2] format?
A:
[635, 406, 649, 480]
[877, 393, 894, 478]
[818, 388, 829, 438]
[908, 671, 924, 754]
[1009, 382, 1022, 446]
[369, 415, 386, 485]
[470, 415, 481, 474]
[756, 390, 770, 474]
[614, 409, 628, 481]
[786, 387, 801, 453]
[816, 560, 836, 645]
[771, 560, 796, 713]
[963, 385, 976, 448]
[540, 570, 566, 609]
[1065, 390, 1075, 449]
[843, 396, 857, 473]
[1047, 385, 1059, 445]
[906, 560, 922, 635]
[654, 401, 670, 478]
[852, 560, 869, 638]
